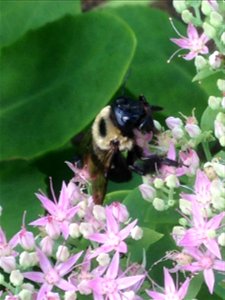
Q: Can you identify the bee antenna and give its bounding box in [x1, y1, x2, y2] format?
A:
[121, 69, 132, 96]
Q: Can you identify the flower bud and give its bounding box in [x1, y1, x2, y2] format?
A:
[122, 291, 135, 300]
[110, 202, 129, 223]
[166, 115, 183, 129]
[201, 0, 213, 15]
[0, 256, 16, 273]
[5, 296, 19, 300]
[0, 206, 2, 216]
[69, 223, 81, 239]
[221, 32, 225, 45]
[194, 55, 207, 70]
[131, 226, 143, 240]
[219, 136, 225, 147]
[56, 245, 70, 262]
[217, 79, 225, 92]
[168, 199, 175, 207]
[210, 11, 223, 27]
[179, 217, 188, 227]
[153, 178, 164, 189]
[173, 0, 187, 13]
[96, 253, 110, 266]
[204, 163, 217, 180]
[165, 174, 179, 188]
[179, 198, 192, 215]
[46, 292, 60, 300]
[218, 233, 225, 246]
[64, 291, 77, 300]
[172, 127, 184, 139]
[216, 112, 225, 123]
[212, 196, 225, 210]
[46, 219, 61, 239]
[79, 222, 94, 238]
[40, 236, 54, 256]
[203, 22, 216, 38]
[93, 205, 106, 221]
[209, 51, 222, 68]
[172, 226, 186, 243]
[212, 162, 225, 178]
[181, 10, 194, 23]
[208, 96, 221, 110]
[222, 98, 225, 109]
[19, 251, 33, 268]
[20, 230, 35, 251]
[153, 120, 161, 131]
[18, 289, 32, 300]
[21, 283, 35, 292]
[10, 270, 24, 286]
[139, 184, 156, 202]
[153, 198, 166, 211]
[185, 124, 201, 138]
[77, 200, 88, 218]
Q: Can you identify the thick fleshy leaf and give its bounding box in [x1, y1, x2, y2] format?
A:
[99, 5, 214, 118]
[0, 12, 136, 160]
[184, 273, 203, 300]
[0, 0, 81, 48]
[0, 160, 45, 237]
[128, 227, 163, 262]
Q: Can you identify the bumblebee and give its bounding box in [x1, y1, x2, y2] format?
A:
[79, 95, 177, 204]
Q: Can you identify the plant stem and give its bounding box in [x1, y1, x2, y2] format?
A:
[202, 142, 212, 161]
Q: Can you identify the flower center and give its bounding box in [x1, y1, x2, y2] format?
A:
[101, 278, 118, 294]
[191, 39, 204, 53]
[45, 269, 60, 285]
[108, 233, 120, 247]
[200, 256, 213, 269]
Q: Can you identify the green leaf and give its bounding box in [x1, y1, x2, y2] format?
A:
[184, 273, 203, 300]
[201, 107, 218, 131]
[0, 12, 136, 160]
[128, 227, 163, 262]
[99, 6, 211, 118]
[0, 160, 45, 237]
[103, 0, 152, 8]
[0, 0, 81, 48]
[105, 190, 131, 204]
[123, 188, 179, 229]
[192, 68, 221, 82]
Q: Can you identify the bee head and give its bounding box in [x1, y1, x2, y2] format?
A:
[111, 95, 156, 137]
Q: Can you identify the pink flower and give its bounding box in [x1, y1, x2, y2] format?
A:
[0, 227, 17, 273]
[88, 251, 145, 299]
[23, 248, 83, 300]
[146, 267, 190, 300]
[88, 206, 137, 257]
[178, 149, 199, 176]
[182, 248, 225, 294]
[30, 182, 79, 239]
[179, 199, 225, 259]
[171, 23, 209, 60]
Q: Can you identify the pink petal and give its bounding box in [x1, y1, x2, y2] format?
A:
[36, 193, 56, 215]
[105, 207, 119, 233]
[67, 206, 79, 220]
[57, 251, 83, 276]
[117, 241, 127, 253]
[214, 260, 225, 271]
[146, 290, 165, 300]
[36, 247, 52, 273]
[203, 268, 215, 294]
[204, 239, 221, 259]
[93, 292, 104, 300]
[29, 216, 48, 227]
[117, 275, 145, 290]
[0, 227, 6, 244]
[183, 51, 197, 60]
[60, 221, 69, 240]
[179, 229, 200, 247]
[37, 283, 52, 300]
[178, 277, 190, 299]
[23, 271, 45, 283]
[58, 182, 69, 208]
[88, 233, 107, 244]
[200, 45, 209, 54]
[106, 252, 119, 279]
[89, 278, 105, 294]
[119, 219, 137, 240]
[56, 278, 76, 291]
[170, 38, 190, 49]
[164, 268, 176, 294]
[207, 212, 225, 230]
[192, 199, 204, 228]
[187, 23, 199, 40]
[109, 293, 121, 300]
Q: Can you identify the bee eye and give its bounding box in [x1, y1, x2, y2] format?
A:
[99, 118, 107, 137]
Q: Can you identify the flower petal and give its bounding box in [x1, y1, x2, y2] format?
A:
[203, 268, 215, 294]
[105, 206, 119, 233]
[170, 38, 190, 49]
[36, 193, 56, 215]
[178, 277, 190, 299]
[23, 271, 45, 283]
[163, 268, 176, 294]
[37, 283, 52, 300]
[187, 23, 198, 40]
[117, 275, 145, 290]
[57, 250, 83, 276]
[36, 247, 52, 273]
[57, 278, 76, 291]
[106, 252, 119, 279]
[119, 219, 137, 240]
[204, 239, 221, 259]
[146, 290, 165, 300]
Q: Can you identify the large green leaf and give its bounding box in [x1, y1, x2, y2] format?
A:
[0, 160, 45, 237]
[99, 6, 210, 118]
[0, 12, 136, 160]
[0, 0, 81, 48]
